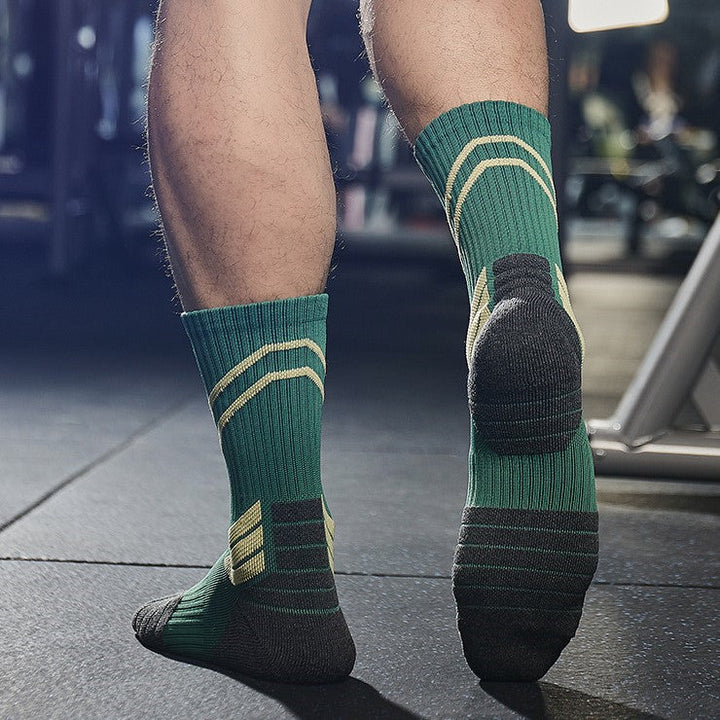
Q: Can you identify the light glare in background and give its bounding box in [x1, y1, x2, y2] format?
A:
[569, 0, 669, 33]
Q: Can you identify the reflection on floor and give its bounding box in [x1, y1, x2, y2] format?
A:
[1, 247, 717, 720]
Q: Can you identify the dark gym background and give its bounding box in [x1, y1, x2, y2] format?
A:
[1, 2, 718, 718]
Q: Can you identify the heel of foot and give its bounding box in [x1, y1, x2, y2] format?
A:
[453, 507, 598, 681]
[469, 254, 583, 456]
[214, 599, 356, 683]
[132, 497, 355, 683]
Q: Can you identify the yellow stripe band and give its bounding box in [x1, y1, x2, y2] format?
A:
[225, 500, 266, 586]
[555, 265, 586, 361]
[453, 158, 558, 242]
[444, 134, 555, 218]
[217, 367, 325, 434]
[209, 339, 326, 407]
[225, 550, 266, 586]
[323, 499, 336, 572]
[466, 268, 491, 367]
[228, 500, 262, 547]
[229, 524, 264, 562]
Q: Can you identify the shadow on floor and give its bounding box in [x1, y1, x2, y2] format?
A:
[240, 675, 428, 720]
[143, 646, 427, 720]
[481, 680, 666, 720]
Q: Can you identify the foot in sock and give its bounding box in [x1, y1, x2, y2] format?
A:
[133, 496, 354, 683]
[457, 253, 598, 681]
[415, 101, 598, 681]
[132, 296, 355, 684]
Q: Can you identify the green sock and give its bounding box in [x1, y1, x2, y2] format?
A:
[133, 294, 355, 683]
[415, 101, 598, 681]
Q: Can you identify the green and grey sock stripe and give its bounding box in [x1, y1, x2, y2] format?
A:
[454, 508, 597, 601]
[458, 506, 599, 538]
[453, 506, 598, 682]
[454, 564, 594, 596]
[229, 499, 340, 615]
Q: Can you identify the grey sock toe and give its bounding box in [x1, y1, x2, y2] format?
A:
[133, 594, 183, 650]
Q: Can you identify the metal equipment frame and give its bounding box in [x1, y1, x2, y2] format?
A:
[588, 213, 720, 480]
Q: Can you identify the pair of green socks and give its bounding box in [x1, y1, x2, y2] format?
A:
[133, 100, 597, 683]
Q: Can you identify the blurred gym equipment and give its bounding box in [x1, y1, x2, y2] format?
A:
[588, 211, 720, 479]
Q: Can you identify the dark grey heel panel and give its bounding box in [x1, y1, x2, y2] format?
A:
[460, 506, 599, 532]
[492, 253, 555, 303]
[132, 594, 183, 651]
[255, 498, 339, 613]
[214, 603, 356, 684]
[469, 255, 583, 455]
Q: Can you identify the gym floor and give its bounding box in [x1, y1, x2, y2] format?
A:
[1, 242, 718, 720]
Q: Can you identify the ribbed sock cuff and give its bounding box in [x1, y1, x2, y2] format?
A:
[414, 101, 553, 198]
[413, 101, 560, 292]
[181, 294, 329, 395]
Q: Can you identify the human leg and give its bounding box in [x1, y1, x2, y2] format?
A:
[148, 0, 336, 310]
[133, 0, 354, 683]
[361, 0, 597, 681]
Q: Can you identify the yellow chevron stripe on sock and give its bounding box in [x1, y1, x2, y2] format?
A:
[228, 500, 263, 547]
[224, 550, 266, 586]
[322, 499, 335, 572]
[444, 134, 555, 220]
[466, 268, 491, 367]
[225, 501, 266, 586]
[230, 524, 264, 561]
[555, 265, 586, 361]
[209, 339, 326, 406]
[217, 367, 325, 434]
[453, 158, 558, 243]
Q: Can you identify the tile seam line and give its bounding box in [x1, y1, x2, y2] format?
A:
[0, 393, 198, 535]
[322, 447, 467, 458]
[0, 558, 717, 591]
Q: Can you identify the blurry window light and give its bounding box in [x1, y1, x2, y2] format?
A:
[569, 0, 669, 33]
[77, 25, 96, 50]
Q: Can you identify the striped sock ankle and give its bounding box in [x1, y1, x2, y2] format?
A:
[415, 102, 598, 681]
[133, 295, 355, 683]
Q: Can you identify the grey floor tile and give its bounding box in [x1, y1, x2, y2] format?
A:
[0, 351, 198, 529]
[2, 387, 718, 589]
[548, 585, 720, 719]
[596, 504, 720, 586]
[1, 561, 715, 720]
[0, 397, 467, 574]
[323, 355, 470, 455]
[0, 399, 229, 565]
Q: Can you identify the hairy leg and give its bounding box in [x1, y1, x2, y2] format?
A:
[362, 0, 598, 682]
[149, 0, 335, 309]
[133, 0, 355, 683]
[360, 0, 548, 141]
